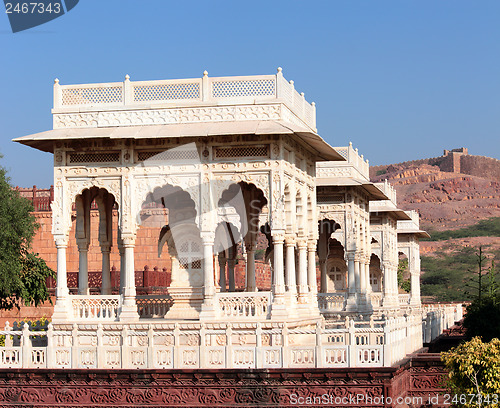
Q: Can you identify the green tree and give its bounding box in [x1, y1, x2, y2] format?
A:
[442, 337, 500, 407]
[397, 258, 411, 293]
[0, 157, 55, 310]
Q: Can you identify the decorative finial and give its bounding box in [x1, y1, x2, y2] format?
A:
[54, 78, 59, 84]
[311, 102, 315, 106]
[125, 74, 130, 80]
[301, 92, 305, 97]
[349, 141, 352, 147]
[203, 70, 208, 76]
[289, 80, 294, 85]
[277, 67, 282, 73]
[361, 154, 364, 160]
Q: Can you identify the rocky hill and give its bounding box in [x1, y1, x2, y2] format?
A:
[370, 149, 500, 231]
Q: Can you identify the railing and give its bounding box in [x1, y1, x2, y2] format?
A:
[0, 314, 426, 370]
[422, 303, 464, 343]
[136, 295, 173, 318]
[318, 293, 346, 313]
[16, 185, 54, 212]
[398, 294, 410, 305]
[53, 69, 316, 130]
[216, 291, 271, 318]
[370, 292, 383, 308]
[317, 142, 370, 180]
[318, 292, 387, 311]
[71, 295, 120, 321]
[373, 179, 398, 205]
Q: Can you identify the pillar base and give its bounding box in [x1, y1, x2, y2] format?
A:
[119, 298, 139, 322]
[382, 295, 399, 308]
[285, 292, 299, 319]
[51, 298, 71, 323]
[345, 294, 359, 312]
[270, 294, 288, 319]
[199, 301, 218, 320]
[166, 287, 203, 319]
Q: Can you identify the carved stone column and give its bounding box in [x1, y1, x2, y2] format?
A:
[346, 251, 357, 311]
[227, 258, 236, 292]
[409, 240, 421, 306]
[382, 261, 398, 308]
[307, 240, 319, 314]
[77, 239, 90, 296]
[245, 242, 256, 292]
[200, 233, 216, 319]
[319, 259, 328, 293]
[218, 255, 227, 293]
[364, 259, 372, 294]
[52, 237, 70, 322]
[271, 233, 287, 319]
[297, 239, 308, 303]
[118, 239, 125, 295]
[101, 244, 111, 295]
[359, 255, 366, 295]
[347, 252, 355, 297]
[119, 236, 139, 321]
[284, 236, 297, 295]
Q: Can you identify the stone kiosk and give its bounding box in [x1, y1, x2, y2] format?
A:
[9, 70, 461, 370]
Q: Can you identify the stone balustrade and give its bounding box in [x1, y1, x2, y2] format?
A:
[53, 69, 316, 131]
[0, 315, 429, 370]
[317, 293, 347, 313]
[216, 291, 271, 319]
[422, 303, 464, 343]
[136, 295, 173, 318]
[71, 295, 120, 321]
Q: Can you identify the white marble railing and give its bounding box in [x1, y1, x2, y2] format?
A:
[217, 291, 271, 318]
[422, 303, 463, 343]
[136, 295, 173, 318]
[318, 293, 346, 313]
[71, 295, 120, 321]
[54, 69, 316, 130]
[370, 292, 383, 308]
[398, 294, 410, 305]
[330, 142, 370, 179]
[0, 314, 427, 369]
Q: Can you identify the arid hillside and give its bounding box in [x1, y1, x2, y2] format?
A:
[370, 151, 500, 231]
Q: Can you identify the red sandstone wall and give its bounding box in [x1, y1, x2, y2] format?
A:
[33, 210, 172, 286]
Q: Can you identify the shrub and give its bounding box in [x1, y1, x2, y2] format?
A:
[442, 337, 500, 407]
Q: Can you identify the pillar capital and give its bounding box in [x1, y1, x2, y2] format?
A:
[284, 235, 296, 246]
[76, 238, 90, 251]
[271, 232, 285, 244]
[100, 243, 112, 253]
[296, 238, 307, 249]
[200, 231, 215, 244]
[307, 240, 317, 252]
[54, 236, 68, 248]
[121, 235, 136, 247]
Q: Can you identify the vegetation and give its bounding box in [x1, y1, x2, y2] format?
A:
[0, 156, 55, 310]
[420, 247, 500, 302]
[397, 258, 411, 293]
[442, 337, 500, 407]
[424, 217, 500, 241]
[375, 169, 387, 176]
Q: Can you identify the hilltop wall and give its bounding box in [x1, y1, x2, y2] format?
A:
[370, 151, 500, 181]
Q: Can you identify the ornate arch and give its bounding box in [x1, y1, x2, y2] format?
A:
[55, 177, 121, 238]
[134, 175, 200, 228]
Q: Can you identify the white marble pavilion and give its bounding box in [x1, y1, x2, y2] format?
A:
[7, 70, 461, 370]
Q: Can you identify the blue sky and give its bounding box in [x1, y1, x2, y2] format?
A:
[1, 0, 499, 187]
